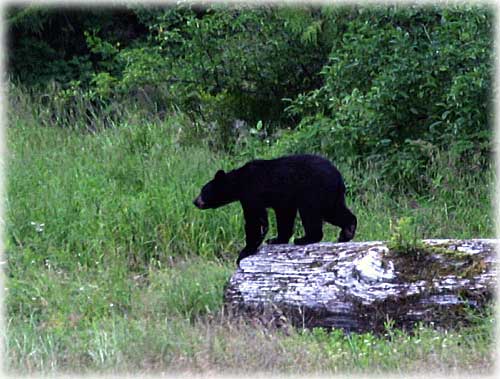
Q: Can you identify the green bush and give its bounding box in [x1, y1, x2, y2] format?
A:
[282, 5, 493, 189]
[7, 5, 335, 140]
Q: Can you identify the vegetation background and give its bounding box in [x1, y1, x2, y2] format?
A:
[3, 2, 496, 376]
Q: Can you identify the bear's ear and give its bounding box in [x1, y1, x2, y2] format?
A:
[214, 170, 226, 181]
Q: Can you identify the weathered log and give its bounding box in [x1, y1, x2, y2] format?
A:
[223, 239, 497, 332]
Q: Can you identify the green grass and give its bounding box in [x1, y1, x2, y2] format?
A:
[5, 305, 495, 375]
[4, 92, 495, 375]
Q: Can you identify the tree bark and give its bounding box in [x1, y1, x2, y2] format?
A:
[223, 239, 497, 332]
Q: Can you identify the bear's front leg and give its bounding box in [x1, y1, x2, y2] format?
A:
[237, 205, 268, 266]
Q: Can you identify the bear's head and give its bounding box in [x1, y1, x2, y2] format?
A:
[193, 170, 235, 209]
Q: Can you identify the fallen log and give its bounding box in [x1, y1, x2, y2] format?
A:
[223, 239, 497, 333]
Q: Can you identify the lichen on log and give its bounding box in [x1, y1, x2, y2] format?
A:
[223, 239, 497, 332]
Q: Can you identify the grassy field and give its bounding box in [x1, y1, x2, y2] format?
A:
[3, 95, 496, 375]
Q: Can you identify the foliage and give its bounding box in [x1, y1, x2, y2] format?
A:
[7, 4, 493, 184]
[387, 216, 424, 254]
[6, 6, 145, 85]
[281, 5, 493, 188]
[7, 4, 334, 146]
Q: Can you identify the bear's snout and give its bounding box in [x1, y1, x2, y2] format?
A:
[193, 196, 206, 209]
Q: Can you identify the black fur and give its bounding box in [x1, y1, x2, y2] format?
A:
[193, 154, 357, 266]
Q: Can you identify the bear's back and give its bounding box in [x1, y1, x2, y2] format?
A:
[238, 154, 343, 196]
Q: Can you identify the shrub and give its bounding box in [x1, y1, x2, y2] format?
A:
[283, 5, 493, 189]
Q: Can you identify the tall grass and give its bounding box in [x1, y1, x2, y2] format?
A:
[6, 117, 493, 270]
[4, 86, 495, 375]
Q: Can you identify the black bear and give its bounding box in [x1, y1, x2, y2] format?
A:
[193, 154, 357, 265]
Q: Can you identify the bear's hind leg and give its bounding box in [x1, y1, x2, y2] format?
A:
[323, 205, 357, 243]
[267, 207, 297, 244]
[294, 207, 323, 245]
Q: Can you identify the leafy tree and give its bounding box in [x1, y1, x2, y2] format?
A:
[281, 5, 493, 188]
